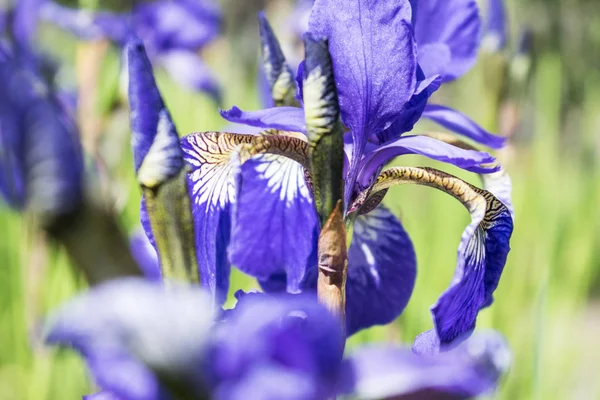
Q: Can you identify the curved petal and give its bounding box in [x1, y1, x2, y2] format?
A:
[422, 104, 506, 149]
[375, 71, 442, 143]
[308, 0, 417, 202]
[228, 155, 319, 293]
[357, 135, 498, 188]
[180, 132, 240, 307]
[133, 0, 220, 52]
[220, 106, 306, 133]
[157, 51, 221, 101]
[129, 229, 161, 281]
[301, 205, 416, 336]
[341, 331, 511, 399]
[345, 205, 416, 336]
[414, 0, 481, 81]
[368, 167, 513, 349]
[482, 0, 507, 53]
[419, 132, 514, 217]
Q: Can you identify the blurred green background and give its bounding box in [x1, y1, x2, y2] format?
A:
[1, 0, 600, 399]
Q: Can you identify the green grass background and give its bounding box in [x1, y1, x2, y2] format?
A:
[1, 0, 600, 399]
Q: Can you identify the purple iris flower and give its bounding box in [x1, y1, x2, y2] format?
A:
[37, 0, 222, 100]
[0, 41, 83, 216]
[208, 0, 513, 347]
[46, 279, 511, 400]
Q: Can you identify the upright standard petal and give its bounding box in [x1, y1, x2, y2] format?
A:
[366, 167, 513, 350]
[414, 0, 481, 81]
[342, 331, 511, 399]
[308, 0, 417, 201]
[374, 71, 442, 143]
[345, 206, 416, 336]
[422, 104, 506, 149]
[228, 154, 319, 293]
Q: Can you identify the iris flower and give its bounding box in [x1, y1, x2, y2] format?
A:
[46, 278, 511, 400]
[171, 0, 514, 351]
[0, 41, 83, 216]
[36, 0, 222, 99]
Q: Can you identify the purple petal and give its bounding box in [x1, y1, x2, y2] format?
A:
[215, 365, 321, 400]
[482, 0, 507, 53]
[357, 135, 498, 188]
[301, 206, 416, 336]
[39, 2, 130, 43]
[220, 106, 306, 133]
[228, 155, 319, 293]
[209, 293, 343, 398]
[482, 167, 514, 218]
[345, 206, 416, 336]
[289, 0, 313, 37]
[84, 352, 161, 400]
[375, 71, 442, 143]
[0, 99, 26, 208]
[129, 229, 161, 281]
[157, 50, 221, 101]
[83, 392, 124, 400]
[423, 187, 513, 347]
[0, 55, 83, 215]
[343, 331, 511, 399]
[309, 0, 417, 203]
[414, 0, 481, 81]
[45, 279, 214, 399]
[180, 133, 237, 307]
[13, 0, 39, 50]
[127, 39, 183, 181]
[133, 0, 220, 52]
[422, 104, 506, 149]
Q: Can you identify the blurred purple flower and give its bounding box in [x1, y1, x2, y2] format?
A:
[46, 279, 511, 400]
[482, 0, 508, 53]
[0, 43, 83, 216]
[38, 0, 222, 100]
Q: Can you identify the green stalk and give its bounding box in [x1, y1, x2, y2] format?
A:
[142, 168, 199, 283]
